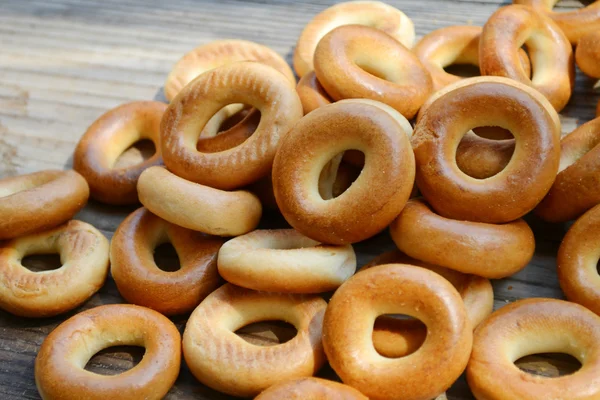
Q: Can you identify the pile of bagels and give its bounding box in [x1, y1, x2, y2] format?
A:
[0, 0, 599, 399]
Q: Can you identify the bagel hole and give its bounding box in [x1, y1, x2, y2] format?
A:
[443, 64, 480, 78]
[515, 353, 582, 377]
[319, 152, 363, 200]
[84, 345, 145, 376]
[456, 128, 515, 179]
[235, 321, 297, 346]
[372, 315, 427, 358]
[197, 105, 260, 153]
[113, 139, 156, 169]
[153, 243, 181, 272]
[21, 254, 62, 272]
[356, 62, 390, 81]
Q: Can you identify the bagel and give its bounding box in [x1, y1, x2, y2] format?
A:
[0, 170, 89, 240]
[480, 4, 575, 112]
[293, 1, 414, 77]
[296, 71, 332, 115]
[73, 101, 166, 204]
[576, 31, 600, 79]
[467, 298, 600, 399]
[35, 304, 181, 400]
[314, 25, 432, 119]
[161, 61, 303, 190]
[0, 220, 109, 317]
[182, 283, 327, 397]
[255, 377, 367, 400]
[272, 100, 415, 244]
[137, 166, 261, 237]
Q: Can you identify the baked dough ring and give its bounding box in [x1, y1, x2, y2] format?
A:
[0, 220, 109, 317]
[138, 166, 261, 237]
[35, 304, 181, 400]
[467, 298, 600, 400]
[110, 207, 224, 316]
[293, 1, 415, 78]
[480, 4, 575, 112]
[73, 101, 166, 204]
[217, 229, 356, 293]
[164, 39, 294, 102]
[182, 284, 327, 397]
[272, 100, 415, 244]
[390, 199, 535, 279]
[296, 71, 332, 115]
[314, 25, 432, 119]
[576, 31, 600, 79]
[514, 0, 600, 44]
[0, 170, 89, 240]
[255, 377, 367, 400]
[412, 77, 560, 223]
[323, 264, 472, 400]
[161, 61, 303, 190]
[536, 117, 600, 222]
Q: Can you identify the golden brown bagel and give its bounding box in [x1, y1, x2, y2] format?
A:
[412, 77, 560, 223]
[314, 25, 432, 119]
[255, 377, 368, 400]
[0, 220, 109, 317]
[73, 101, 166, 204]
[480, 4, 575, 112]
[390, 199, 535, 279]
[0, 170, 89, 240]
[182, 284, 327, 397]
[161, 61, 303, 190]
[138, 166, 261, 237]
[35, 304, 181, 400]
[576, 31, 600, 79]
[272, 100, 415, 244]
[164, 39, 295, 102]
[296, 71, 333, 115]
[323, 264, 472, 400]
[514, 0, 600, 44]
[467, 298, 600, 400]
[536, 117, 600, 222]
[110, 207, 224, 316]
[293, 1, 415, 78]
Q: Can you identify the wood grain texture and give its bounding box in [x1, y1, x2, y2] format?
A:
[0, 0, 599, 399]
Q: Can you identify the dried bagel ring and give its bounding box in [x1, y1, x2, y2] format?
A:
[0, 220, 109, 317]
[73, 101, 166, 204]
[296, 71, 332, 115]
[182, 284, 327, 397]
[164, 39, 295, 102]
[314, 25, 432, 119]
[467, 298, 600, 400]
[536, 118, 600, 222]
[272, 100, 415, 244]
[390, 199, 535, 279]
[255, 377, 367, 400]
[137, 167, 261, 237]
[0, 170, 89, 240]
[412, 77, 560, 223]
[161, 61, 303, 190]
[218, 229, 356, 293]
[293, 1, 415, 78]
[323, 264, 472, 400]
[576, 31, 600, 79]
[35, 304, 181, 400]
[480, 4, 574, 111]
[110, 207, 224, 316]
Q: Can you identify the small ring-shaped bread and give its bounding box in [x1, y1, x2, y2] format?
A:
[0, 170, 89, 240]
[110, 207, 224, 316]
[161, 61, 303, 190]
[296, 71, 332, 115]
[73, 101, 166, 204]
[217, 229, 356, 293]
[137, 167, 262, 237]
[272, 100, 415, 244]
[293, 0, 415, 78]
[480, 4, 574, 112]
[255, 377, 368, 400]
[412, 77, 560, 223]
[0, 220, 109, 317]
[576, 31, 600, 79]
[323, 264, 472, 400]
[314, 25, 432, 119]
[467, 298, 600, 400]
[182, 283, 327, 397]
[35, 304, 181, 400]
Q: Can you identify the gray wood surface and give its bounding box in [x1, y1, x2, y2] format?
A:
[0, 0, 598, 399]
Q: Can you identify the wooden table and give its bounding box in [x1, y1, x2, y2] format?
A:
[0, 0, 598, 399]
